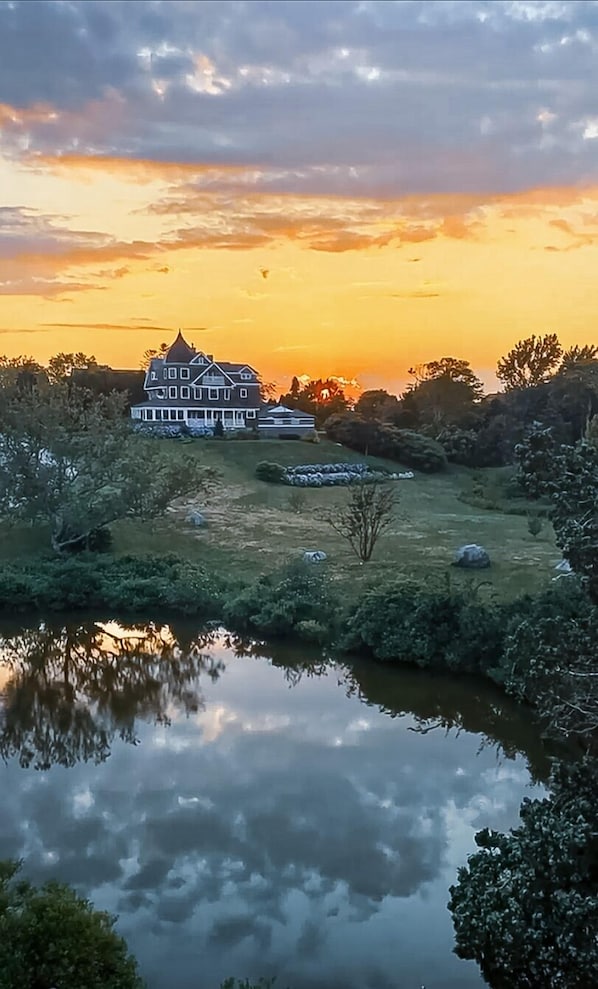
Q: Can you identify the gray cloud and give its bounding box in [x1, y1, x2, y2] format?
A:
[0, 1, 597, 195]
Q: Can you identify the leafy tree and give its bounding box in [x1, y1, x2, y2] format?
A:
[0, 384, 214, 552]
[516, 425, 598, 600]
[140, 342, 168, 369]
[0, 355, 45, 390]
[321, 480, 395, 562]
[46, 351, 97, 383]
[503, 593, 598, 744]
[354, 388, 399, 420]
[280, 376, 349, 426]
[404, 376, 480, 429]
[497, 333, 563, 390]
[0, 859, 144, 989]
[559, 344, 598, 373]
[408, 356, 484, 400]
[449, 760, 598, 989]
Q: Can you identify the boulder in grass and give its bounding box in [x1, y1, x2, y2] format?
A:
[452, 544, 491, 569]
[187, 510, 207, 527]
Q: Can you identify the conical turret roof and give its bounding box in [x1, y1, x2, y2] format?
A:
[164, 330, 196, 363]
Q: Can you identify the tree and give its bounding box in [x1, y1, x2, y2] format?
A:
[321, 480, 396, 562]
[497, 333, 563, 390]
[279, 376, 350, 426]
[0, 859, 143, 989]
[404, 376, 480, 430]
[140, 342, 168, 370]
[408, 357, 484, 400]
[0, 384, 214, 552]
[354, 388, 399, 420]
[46, 351, 97, 383]
[559, 344, 598, 374]
[0, 355, 45, 390]
[448, 760, 598, 989]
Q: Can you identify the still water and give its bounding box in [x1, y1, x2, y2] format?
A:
[0, 621, 547, 989]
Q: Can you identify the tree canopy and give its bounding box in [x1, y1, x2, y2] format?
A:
[0, 383, 214, 552]
[497, 333, 563, 390]
[0, 860, 144, 989]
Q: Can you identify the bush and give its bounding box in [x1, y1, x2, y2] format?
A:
[324, 414, 447, 472]
[344, 580, 507, 675]
[223, 561, 339, 640]
[0, 555, 227, 617]
[255, 461, 287, 483]
[0, 860, 143, 989]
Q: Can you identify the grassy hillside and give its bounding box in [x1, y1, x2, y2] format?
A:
[0, 437, 559, 601]
[120, 437, 559, 600]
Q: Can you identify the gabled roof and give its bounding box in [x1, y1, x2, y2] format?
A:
[192, 361, 236, 386]
[164, 330, 196, 363]
[219, 362, 258, 375]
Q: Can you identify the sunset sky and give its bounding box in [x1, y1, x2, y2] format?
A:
[1, 0, 598, 393]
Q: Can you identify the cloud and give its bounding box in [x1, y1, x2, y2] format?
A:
[2, 1, 598, 196]
[39, 322, 176, 332]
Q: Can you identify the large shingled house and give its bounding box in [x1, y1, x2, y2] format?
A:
[130, 331, 261, 432]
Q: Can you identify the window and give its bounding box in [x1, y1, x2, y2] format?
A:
[146, 409, 154, 420]
[193, 387, 202, 400]
[150, 371, 157, 380]
[246, 409, 256, 418]
[240, 371, 252, 380]
[224, 388, 230, 400]
[168, 386, 177, 399]
[177, 410, 184, 420]
[180, 386, 190, 399]
[155, 409, 162, 420]
[157, 388, 166, 398]
[240, 388, 248, 398]
[188, 410, 205, 419]
[209, 388, 218, 400]
[180, 368, 189, 379]
[168, 368, 177, 379]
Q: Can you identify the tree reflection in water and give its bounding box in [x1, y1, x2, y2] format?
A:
[0, 621, 548, 779]
[0, 621, 224, 770]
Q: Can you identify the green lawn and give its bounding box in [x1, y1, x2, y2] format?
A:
[0, 437, 560, 601]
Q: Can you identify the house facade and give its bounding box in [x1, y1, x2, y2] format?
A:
[131, 331, 261, 431]
[257, 404, 316, 437]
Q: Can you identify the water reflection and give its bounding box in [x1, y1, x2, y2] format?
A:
[0, 621, 548, 989]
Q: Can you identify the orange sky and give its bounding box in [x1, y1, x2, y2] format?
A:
[3, 154, 598, 393]
[2, 0, 598, 395]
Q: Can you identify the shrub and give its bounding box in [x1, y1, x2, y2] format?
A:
[344, 580, 507, 674]
[0, 860, 143, 989]
[255, 461, 287, 483]
[223, 561, 339, 639]
[324, 414, 447, 472]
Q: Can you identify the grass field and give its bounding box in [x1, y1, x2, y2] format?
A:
[0, 437, 560, 601]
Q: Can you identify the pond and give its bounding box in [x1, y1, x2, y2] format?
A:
[0, 621, 548, 989]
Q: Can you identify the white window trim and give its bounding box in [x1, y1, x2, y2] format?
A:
[240, 372, 252, 380]
[246, 409, 256, 418]
[180, 368, 190, 379]
[193, 387, 202, 399]
[168, 368, 177, 379]
[168, 386, 177, 399]
[208, 387, 218, 400]
[157, 388, 166, 398]
[240, 388, 248, 398]
[224, 388, 230, 400]
[180, 386, 190, 399]
[150, 371, 157, 380]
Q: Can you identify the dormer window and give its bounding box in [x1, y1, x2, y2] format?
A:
[240, 372, 253, 380]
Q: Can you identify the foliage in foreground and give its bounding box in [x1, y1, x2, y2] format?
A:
[449, 760, 598, 989]
[0, 860, 143, 989]
[0, 554, 227, 616]
[0, 384, 213, 552]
